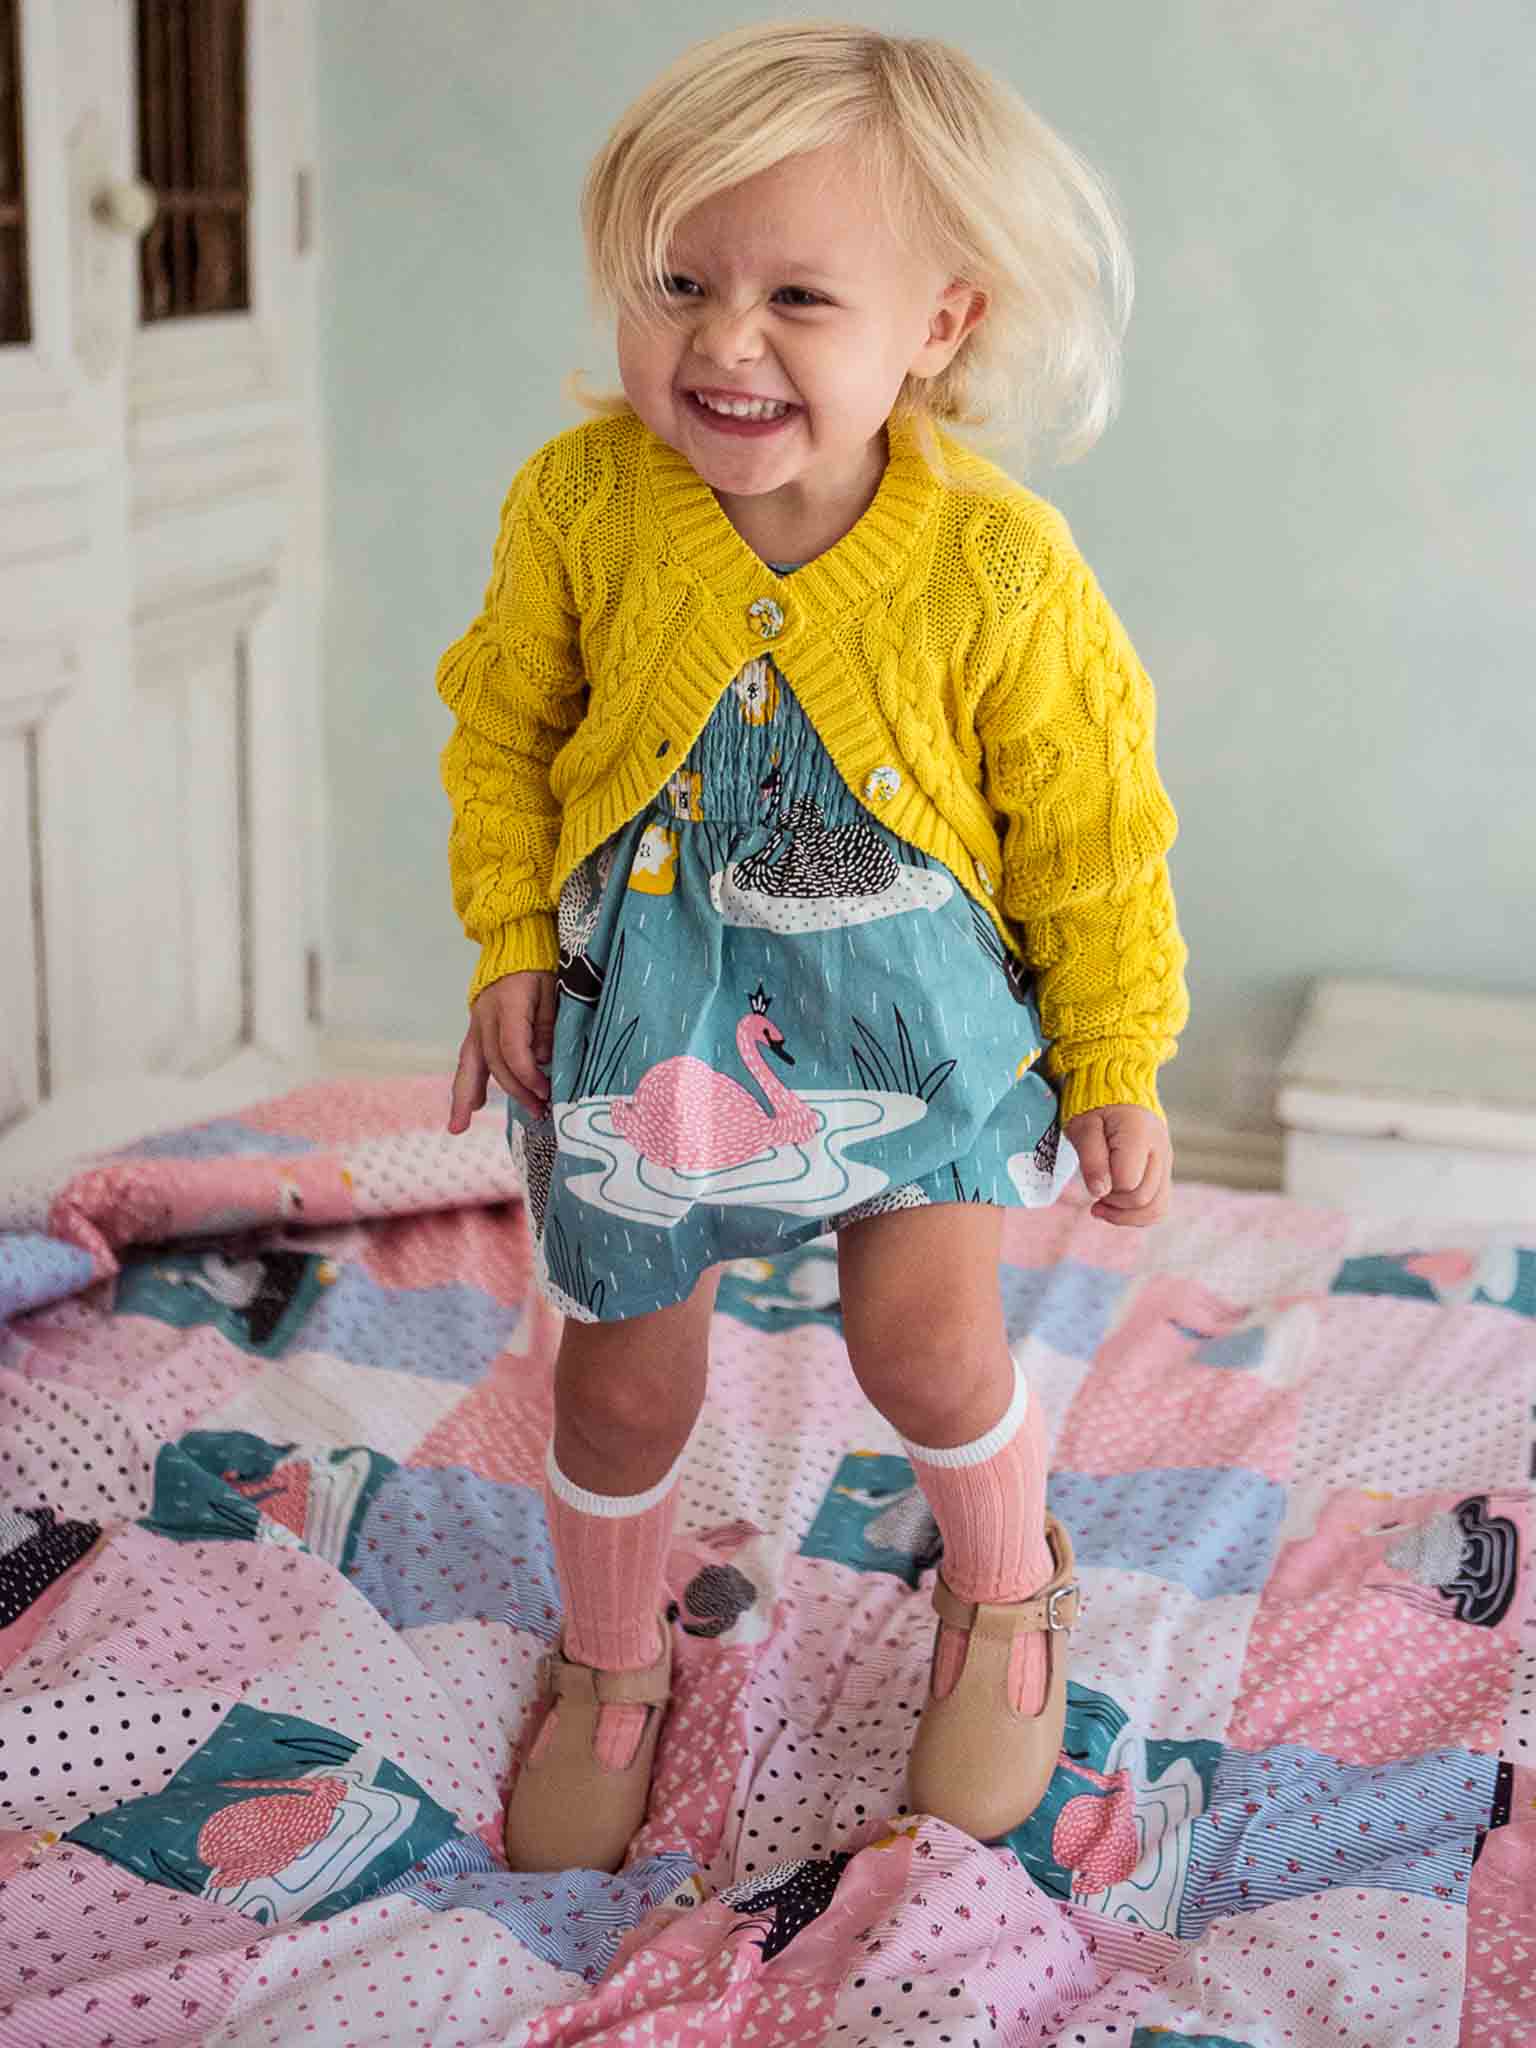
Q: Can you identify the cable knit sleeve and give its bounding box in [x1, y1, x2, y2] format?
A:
[436, 452, 586, 1005]
[978, 556, 1189, 1121]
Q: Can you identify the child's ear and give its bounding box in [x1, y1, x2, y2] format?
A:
[911, 283, 988, 378]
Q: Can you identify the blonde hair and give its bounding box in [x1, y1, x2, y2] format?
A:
[574, 20, 1132, 468]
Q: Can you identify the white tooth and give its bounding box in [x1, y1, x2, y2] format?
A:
[696, 393, 788, 419]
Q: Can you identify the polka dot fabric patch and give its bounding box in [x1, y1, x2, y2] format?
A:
[1290, 1298, 1533, 1498]
[1047, 1466, 1288, 1600]
[1151, 1884, 1469, 2045]
[1068, 1570, 1257, 1744]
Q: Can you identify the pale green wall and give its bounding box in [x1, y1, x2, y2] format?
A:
[317, 2, 1536, 1124]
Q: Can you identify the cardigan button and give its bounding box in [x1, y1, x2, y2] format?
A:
[656, 739, 671, 757]
[863, 765, 901, 804]
[747, 596, 784, 640]
[976, 860, 996, 895]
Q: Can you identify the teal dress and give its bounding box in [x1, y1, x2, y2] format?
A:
[508, 603, 1076, 1323]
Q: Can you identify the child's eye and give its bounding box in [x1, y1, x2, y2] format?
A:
[774, 287, 827, 308]
[663, 274, 703, 298]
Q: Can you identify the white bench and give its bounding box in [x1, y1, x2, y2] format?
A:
[1278, 977, 1536, 1227]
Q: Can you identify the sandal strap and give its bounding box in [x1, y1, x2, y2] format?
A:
[931, 1516, 1080, 1638]
[542, 1620, 672, 1707]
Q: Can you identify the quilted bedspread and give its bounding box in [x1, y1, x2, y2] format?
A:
[0, 1076, 1530, 2047]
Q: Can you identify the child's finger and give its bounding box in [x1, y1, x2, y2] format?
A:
[1106, 1125, 1152, 1196]
[532, 978, 557, 1072]
[1070, 1116, 1112, 1200]
[1109, 1147, 1160, 1207]
[494, 1004, 549, 1109]
[1092, 1153, 1170, 1226]
[447, 1035, 489, 1134]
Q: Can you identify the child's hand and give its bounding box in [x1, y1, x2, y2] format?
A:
[447, 971, 557, 1132]
[1064, 1103, 1172, 1227]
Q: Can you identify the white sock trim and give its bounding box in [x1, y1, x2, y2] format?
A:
[901, 1359, 1030, 1470]
[545, 1436, 689, 1519]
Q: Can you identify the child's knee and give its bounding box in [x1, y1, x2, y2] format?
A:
[556, 1323, 706, 1451]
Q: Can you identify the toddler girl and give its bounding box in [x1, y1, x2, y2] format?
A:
[437, 21, 1188, 1875]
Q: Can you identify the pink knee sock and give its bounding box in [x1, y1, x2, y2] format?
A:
[540, 1442, 682, 1771]
[902, 1361, 1054, 1715]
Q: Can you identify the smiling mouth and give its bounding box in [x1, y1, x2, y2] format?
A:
[687, 390, 796, 422]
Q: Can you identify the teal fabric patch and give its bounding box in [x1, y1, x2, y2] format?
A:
[798, 1452, 939, 1586]
[67, 1702, 459, 1926]
[1332, 1248, 1536, 1317]
[142, 1430, 395, 1573]
[114, 1243, 336, 1356]
[1131, 2032, 1253, 2048]
[716, 1243, 843, 1331]
[1193, 1323, 1269, 1367]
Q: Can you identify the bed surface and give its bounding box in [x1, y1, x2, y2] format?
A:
[0, 1077, 1530, 2045]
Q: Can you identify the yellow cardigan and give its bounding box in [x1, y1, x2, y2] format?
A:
[437, 411, 1188, 1120]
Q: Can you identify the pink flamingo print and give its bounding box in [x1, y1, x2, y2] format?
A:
[612, 984, 818, 1171]
[1051, 1760, 1140, 1893]
[197, 1775, 350, 1887]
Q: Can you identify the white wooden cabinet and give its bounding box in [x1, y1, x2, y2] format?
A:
[0, 0, 325, 1170]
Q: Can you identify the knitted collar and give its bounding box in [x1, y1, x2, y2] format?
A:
[641, 410, 942, 619]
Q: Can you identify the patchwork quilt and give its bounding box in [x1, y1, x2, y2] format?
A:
[0, 1076, 1530, 2046]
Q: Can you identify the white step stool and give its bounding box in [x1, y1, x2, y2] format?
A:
[1278, 977, 1536, 1227]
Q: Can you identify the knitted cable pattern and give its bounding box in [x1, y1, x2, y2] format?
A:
[436, 412, 1188, 1118]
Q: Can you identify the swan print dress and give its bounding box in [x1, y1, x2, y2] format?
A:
[509, 618, 1077, 1322]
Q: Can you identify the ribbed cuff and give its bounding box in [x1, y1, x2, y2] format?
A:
[901, 1359, 1030, 1468]
[545, 1437, 691, 1517]
[467, 917, 558, 1006]
[1055, 1054, 1166, 1123]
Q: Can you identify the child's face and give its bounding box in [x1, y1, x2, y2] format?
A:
[617, 144, 983, 529]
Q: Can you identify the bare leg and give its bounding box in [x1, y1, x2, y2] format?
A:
[552, 1265, 720, 1496]
[837, 1204, 1015, 1447]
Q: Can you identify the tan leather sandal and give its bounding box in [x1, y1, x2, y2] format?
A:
[905, 1515, 1080, 1842]
[504, 1616, 673, 1873]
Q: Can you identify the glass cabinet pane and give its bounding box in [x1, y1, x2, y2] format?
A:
[0, 0, 30, 346]
[137, 0, 249, 322]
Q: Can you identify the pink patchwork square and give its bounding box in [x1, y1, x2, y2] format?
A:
[237, 1075, 446, 1144]
[1054, 1274, 1303, 1482]
[410, 1355, 557, 1487]
[0, 1842, 253, 2040]
[354, 1200, 532, 1305]
[1461, 1764, 1536, 2045]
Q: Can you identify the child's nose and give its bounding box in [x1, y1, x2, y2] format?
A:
[695, 302, 765, 366]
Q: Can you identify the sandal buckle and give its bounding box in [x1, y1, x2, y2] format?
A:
[1047, 1582, 1080, 1632]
